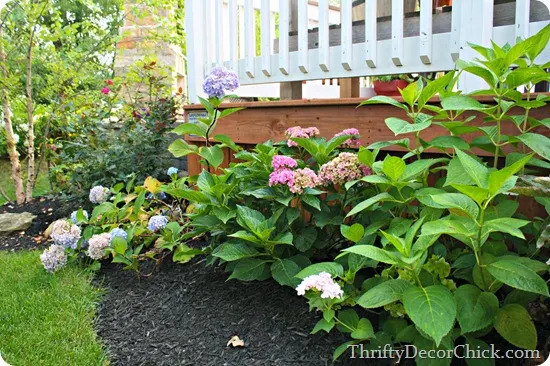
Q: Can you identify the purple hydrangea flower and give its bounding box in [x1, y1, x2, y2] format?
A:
[147, 215, 168, 232]
[167, 167, 179, 176]
[40, 245, 68, 273]
[70, 210, 89, 224]
[109, 228, 128, 243]
[202, 66, 239, 98]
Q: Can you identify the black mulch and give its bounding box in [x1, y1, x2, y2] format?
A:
[0, 197, 83, 251]
[95, 259, 385, 366]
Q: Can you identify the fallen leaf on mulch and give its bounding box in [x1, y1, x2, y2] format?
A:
[227, 335, 245, 347]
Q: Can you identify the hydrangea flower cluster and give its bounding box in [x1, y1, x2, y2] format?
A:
[319, 152, 371, 185]
[269, 155, 322, 194]
[271, 155, 298, 170]
[89, 186, 109, 204]
[147, 215, 169, 232]
[40, 245, 68, 273]
[167, 167, 179, 176]
[296, 272, 344, 299]
[50, 219, 82, 249]
[334, 128, 361, 148]
[109, 228, 128, 243]
[70, 210, 88, 224]
[290, 168, 321, 194]
[202, 66, 239, 98]
[285, 126, 320, 147]
[269, 168, 295, 187]
[87, 233, 111, 260]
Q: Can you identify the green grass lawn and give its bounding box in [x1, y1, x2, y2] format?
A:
[0, 160, 50, 205]
[0, 251, 109, 366]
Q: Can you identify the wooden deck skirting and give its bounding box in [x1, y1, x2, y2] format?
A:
[183, 95, 550, 176]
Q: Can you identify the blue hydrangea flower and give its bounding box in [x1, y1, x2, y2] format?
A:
[167, 167, 179, 176]
[70, 210, 89, 224]
[147, 215, 168, 232]
[202, 66, 239, 98]
[51, 219, 82, 249]
[109, 228, 128, 243]
[146, 192, 166, 200]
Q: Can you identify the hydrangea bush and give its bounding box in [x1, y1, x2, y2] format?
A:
[40, 173, 194, 272]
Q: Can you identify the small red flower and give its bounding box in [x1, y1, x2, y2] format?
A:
[106, 79, 113, 85]
[101, 87, 110, 95]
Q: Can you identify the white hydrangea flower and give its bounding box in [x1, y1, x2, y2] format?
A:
[296, 272, 343, 299]
[50, 219, 81, 249]
[87, 233, 111, 260]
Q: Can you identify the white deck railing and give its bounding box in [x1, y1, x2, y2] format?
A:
[185, 0, 550, 103]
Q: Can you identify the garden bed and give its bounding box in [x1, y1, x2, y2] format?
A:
[95, 258, 372, 366]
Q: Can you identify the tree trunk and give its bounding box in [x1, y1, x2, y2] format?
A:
[0, 19, 25, 204]
[25, 25, 36, 201]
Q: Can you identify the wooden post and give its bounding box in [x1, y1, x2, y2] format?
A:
[340, 78, 360, 98]
[280, 0, 302, 100]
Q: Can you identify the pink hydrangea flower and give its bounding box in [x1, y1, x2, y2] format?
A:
[290, 168, 321, 194]
[87, 233, 111, 260]
[296, 272, 344, 299]
[272, 155, 298, 170]
[285, 126, 320, 147]
[269, 168, 295, 187]
[334, 128, 361, 148]
[101, 87, 110, 95]
[319, 152, 371, 185]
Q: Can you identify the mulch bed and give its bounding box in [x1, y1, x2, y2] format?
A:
[95, 258, 375, 366]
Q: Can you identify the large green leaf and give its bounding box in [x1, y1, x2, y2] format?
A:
[359, 95, 408, 111]
[444, 157, 476, 187]
[385, 117, 432, 135]
[431, 193, 480, 219]
[340, 223, 364, 243]
[213, 242, 259, 261]
[199, 145, 224, 168]
[346, 192, 395, 217]
[295, 262, 344, 279]
[482, 218, 529, 239]
[168, 139, 199, 157]
[455, 149, 489, 188]
[351, 318, 375, 340]
[271, 259, 301, 287]
[342, 245, 399, 265]
[383, 156, 406, 181]
[441, 95, 487, 111]
[403, 285, 456, 346]
[429, 136, 470, 151]
[172, 123, 207, 137]
[455, 285, 499, 334]
[487, 259, 549, 297]
[236, 205, 266, 233]
[488, 154, 533, 195]
[517, 133, 550, 161]
[357, 279, 412, 309]
[494, 304, 537, 350]
[227, 258, 269, 281]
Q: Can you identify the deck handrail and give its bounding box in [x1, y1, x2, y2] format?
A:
[185, 0, 550, 103]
